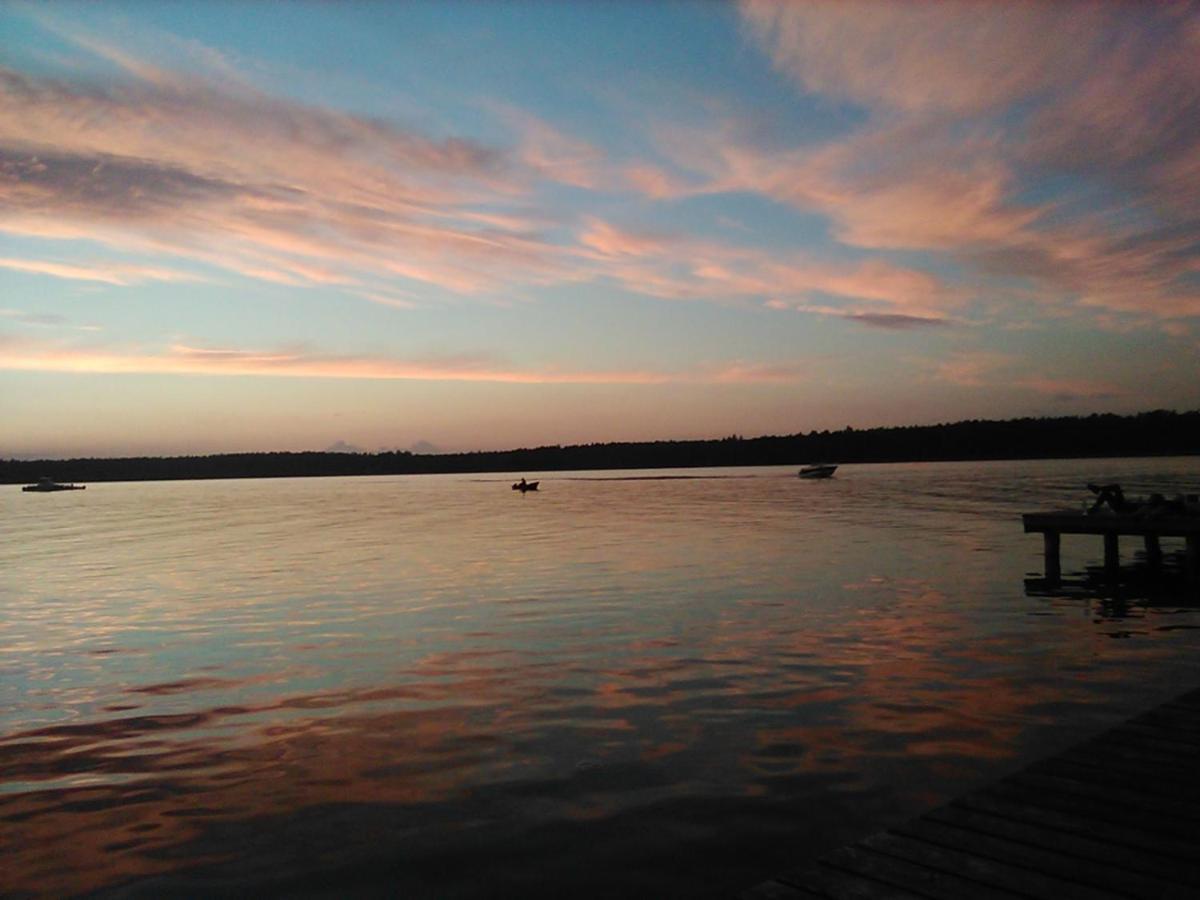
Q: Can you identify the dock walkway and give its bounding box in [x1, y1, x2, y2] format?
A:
[742, 686, 1200, 899]
[1023, 510, 1200, 584]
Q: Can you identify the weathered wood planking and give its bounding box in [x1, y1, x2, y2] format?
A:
[742, 687, 1200, 899]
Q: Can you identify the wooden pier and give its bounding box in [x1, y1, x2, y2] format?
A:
[742, 686, 1200, 899]
[1022, 510, 1200, 584]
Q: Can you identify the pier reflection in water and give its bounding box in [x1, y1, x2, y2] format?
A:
[3, 458, 1200, 897]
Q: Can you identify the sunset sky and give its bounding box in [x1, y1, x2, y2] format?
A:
[2, 1, 1198, 458]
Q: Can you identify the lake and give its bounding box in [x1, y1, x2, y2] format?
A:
[3, 458, 1200, 897]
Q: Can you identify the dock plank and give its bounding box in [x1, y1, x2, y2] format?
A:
[1028, 758, 1200, 812]
[779, 859, 928, 899]
[1109, 721, 1200, 750]
[924, 804, 1198, 891]
[823, 844, 1019, 900]
[984, 780, 1198, 839]
[1079, 730, 1200, 765]
[744, 687, 1200, 898]
[1059, 747, 1200, 784]
[738, 877, 826, 899]
[895, 816, 1171, 898]
[1091, 725, 1200, 758]
[1022, 511, 1200, 538]
[1046, 750, 1200, 799]
[956, 792, 1200, 871]
[858, 830, 1120, 900]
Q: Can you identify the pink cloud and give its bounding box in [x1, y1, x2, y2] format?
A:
[0, 334, 811, 385]
[635, 118, 1045, 255]
[712, 4, 1200, 328]
[923, 353, 1131, 401]
[929, 351, 1014, 388]
[577, 218, 963, 320]
[739, 1, 1112, 115]
[1023, 12, 1200, 209]
[814, 150, 1041, 253]
[0, 257, 198, 285]
[358, 290, 419, 311]
[1015, 377, 1126, 401]
[4, 7, 1196, 340]
[578, 218, 675, 258]
[496, 106, 607, 190]
[0, 62, 595, 301]
[707, 360, 810, 384]
[622, 163, 693, 199]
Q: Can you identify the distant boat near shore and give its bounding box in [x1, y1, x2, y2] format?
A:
[798, 464, 838, 479]
[22, 477, 86, 493]
[512, 480, 539, 492]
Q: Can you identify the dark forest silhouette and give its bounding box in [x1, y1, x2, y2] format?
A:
[3, 409, 1198, 484]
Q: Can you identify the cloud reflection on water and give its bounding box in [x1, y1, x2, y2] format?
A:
[3, 462, 1200, 896]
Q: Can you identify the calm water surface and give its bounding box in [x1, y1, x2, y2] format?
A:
[3, 458, 1200, 896]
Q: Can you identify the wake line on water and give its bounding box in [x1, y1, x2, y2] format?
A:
[472, 473, 792, 483]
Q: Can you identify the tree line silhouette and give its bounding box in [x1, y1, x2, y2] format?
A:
[3, 409, 1197, 484]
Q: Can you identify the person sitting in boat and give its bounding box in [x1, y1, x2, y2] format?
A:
[1087, 482, 1133, 514]
[519, 477, 527, 488]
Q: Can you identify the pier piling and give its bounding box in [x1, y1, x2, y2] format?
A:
[1023, 510, 1200, 586]
[1042, 531, 1061, 582]
[1104, 532, 1120, 580]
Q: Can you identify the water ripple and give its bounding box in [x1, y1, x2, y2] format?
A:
[2, 460, 1200, 896]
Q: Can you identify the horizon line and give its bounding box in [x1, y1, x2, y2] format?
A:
[4, 407, 1195, 464]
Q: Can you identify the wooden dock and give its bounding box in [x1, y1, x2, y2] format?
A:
[1023, 510, 1200, 584]
[741, 686, 1200, 899]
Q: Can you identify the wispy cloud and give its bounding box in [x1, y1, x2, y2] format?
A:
[717, 2, 1200, 327]
[5, 4, 1197, 344]
[928, 351, 1014, 388]
[0, 55, 580, 300]
[707, 360, 810, 384]
[924, 352, 1129, 401]
[0, 334, 810, 385]
[840, 313, 948, 331]
[577, 217, 961, 321]
[1015, 377, 1126, 402]
[497, 106, 608, 190]
[0, 255, 198, 285]
[740, 1, 1106, 115]
[0, 20, 1018, 326]
[1, 308, 66, 326]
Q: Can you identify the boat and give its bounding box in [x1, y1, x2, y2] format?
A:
[797, 464, 837, 479]
[512, 480, 539, 492]
[22, 477, 86, 492]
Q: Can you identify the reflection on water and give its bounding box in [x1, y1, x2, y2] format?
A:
[3, 458, 1200, 896]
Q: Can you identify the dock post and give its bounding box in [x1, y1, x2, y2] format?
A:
[1043, 530, 1061, 583]
[1144, 534, 1163, 573]
[1104, 533, 1120, 581]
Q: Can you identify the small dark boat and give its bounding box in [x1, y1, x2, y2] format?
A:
[512, 480, 539, 492]
[22, 477, 86, 492]
[798, 464, 837, 479]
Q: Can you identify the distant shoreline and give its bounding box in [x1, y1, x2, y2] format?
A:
[3, 410, 1198, 485]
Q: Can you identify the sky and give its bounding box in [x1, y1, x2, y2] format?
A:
[2, 1, 1199, 459]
